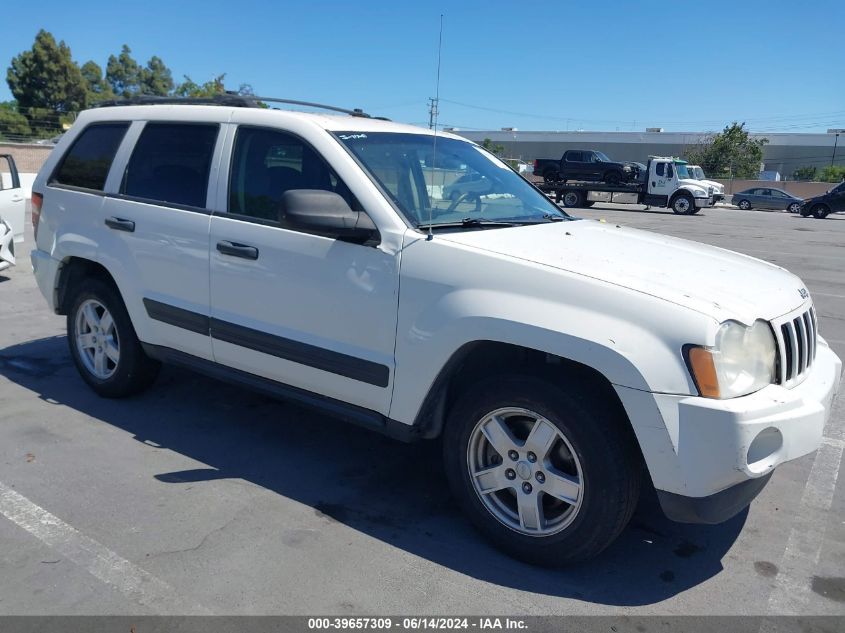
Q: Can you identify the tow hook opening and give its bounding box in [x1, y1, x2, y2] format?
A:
[746, 427, 783, 474]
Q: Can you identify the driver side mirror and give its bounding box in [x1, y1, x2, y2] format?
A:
[283, 190, 379, 244]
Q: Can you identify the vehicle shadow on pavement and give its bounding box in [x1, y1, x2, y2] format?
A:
[0, 335, 747, 607]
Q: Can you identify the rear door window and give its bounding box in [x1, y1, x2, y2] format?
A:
[121, 123, 218, 208]
[51, 123, 129, 191]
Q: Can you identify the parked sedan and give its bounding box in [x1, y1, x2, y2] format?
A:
[800, 181, 845, 218]
[732, 187, 804, 213]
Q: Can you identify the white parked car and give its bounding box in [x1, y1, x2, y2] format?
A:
[685, 164, 726, 203]
[30, 98, 841, 565]
[0, 154, 26, 271]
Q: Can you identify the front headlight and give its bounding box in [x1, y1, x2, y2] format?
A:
[687, 320, 776, 399]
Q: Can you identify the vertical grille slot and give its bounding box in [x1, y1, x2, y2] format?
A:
[803, 311, 815, 364]
[794, 317, 806, 374]
[781, 323, 794, 380]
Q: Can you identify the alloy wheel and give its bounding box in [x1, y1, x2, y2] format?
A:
[75, 299, 120, 379]
[467, 407, 584, 537]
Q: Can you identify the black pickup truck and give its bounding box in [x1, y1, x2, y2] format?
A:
[533, 149, 643, 184]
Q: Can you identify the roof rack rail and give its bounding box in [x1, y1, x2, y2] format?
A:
[92, 94, 256, 108]
[91, 93, 388, 119]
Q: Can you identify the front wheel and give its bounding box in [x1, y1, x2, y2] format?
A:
[604, 171, 621, 185]
[443, 375, 641, 566]
[812, 204, 830, 219]
[67, 278, 160, 397]
[671, 193, 696, 215]
[738, 199, 751, 210]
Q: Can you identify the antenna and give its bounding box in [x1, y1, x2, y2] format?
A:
[427, 14, 444, 241]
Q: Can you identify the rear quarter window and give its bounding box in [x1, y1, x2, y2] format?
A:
[51, 123, 129, 191]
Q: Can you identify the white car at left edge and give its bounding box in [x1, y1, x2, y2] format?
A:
[0, 154, 26, 271]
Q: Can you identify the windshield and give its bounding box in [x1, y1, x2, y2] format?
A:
[692, 166, 705, 179]
[674, 162, 691, 179]
[594, 151, 611, 162]
[335, 132, 570, 227]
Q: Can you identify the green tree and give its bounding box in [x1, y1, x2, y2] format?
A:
[0, 101, 32, 140]
[174, 74, 226, 97]
[818, 165, 845, 183]
[80, 60, 114, 103]
[792, 166, 817, 181]
[481, 137, 505, 156]
[684, 122, 768, 179]
[6, 29, 87, 130]
[106, 45, 142, 98]
[140, 56, 174, 96]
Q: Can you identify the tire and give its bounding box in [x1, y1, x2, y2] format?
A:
[671, 193, 696, 215]
[561, 190, 584, 208]
[543, 170, 559, 184]
[604, 171, 622, 186]
[67, 277, 160, 398]
[787, 202, 801, 214]
[737, 199, 751, 210]
[443, 375, 641, 566]
[811, 204, 830, 219]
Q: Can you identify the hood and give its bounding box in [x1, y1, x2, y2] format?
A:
[698, 178, 724, 193]
[438, 220, 807, 324]
[678, 179, 710, 195]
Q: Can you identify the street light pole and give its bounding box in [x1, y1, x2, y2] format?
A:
[832, 133, 840, 168]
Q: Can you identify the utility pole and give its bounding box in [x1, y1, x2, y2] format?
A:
[428, 97, 439, 130]
[832, 132, 840, 168]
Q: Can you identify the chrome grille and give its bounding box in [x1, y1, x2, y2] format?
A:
[774, 306, 817, 387]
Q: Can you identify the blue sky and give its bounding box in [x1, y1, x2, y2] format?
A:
[1, 0, 843, 133]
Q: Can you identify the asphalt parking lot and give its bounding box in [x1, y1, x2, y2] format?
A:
[0, 203, 843, 616]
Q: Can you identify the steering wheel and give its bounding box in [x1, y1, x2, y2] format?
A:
[445, 191, 475, 214]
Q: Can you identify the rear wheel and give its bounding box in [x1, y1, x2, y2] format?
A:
[67, 278, 160, 397]
[443, 375, 641, 566]
[671, 193, 696, 215]
[738, 199, 751, 210]
[543, 169, 559, 183]
[561, 190, 584, 208]
[788, 202, 801, 214]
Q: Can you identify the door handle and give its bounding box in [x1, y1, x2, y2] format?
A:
[216, 240, 259, 260]
[105, 217, 135, 232]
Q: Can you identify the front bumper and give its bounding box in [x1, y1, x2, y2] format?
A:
[713, 193, 725, 203]
[649, 340, 841, 522]
[694, 196, 713, 208]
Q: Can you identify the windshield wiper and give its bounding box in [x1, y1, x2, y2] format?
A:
[417, 217, 542, 230]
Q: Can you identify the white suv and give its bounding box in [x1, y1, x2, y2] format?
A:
[30, 97, 841, 565]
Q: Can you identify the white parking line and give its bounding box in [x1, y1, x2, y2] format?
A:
[0, 481, 209, 614]
[766, 379, 845, 615]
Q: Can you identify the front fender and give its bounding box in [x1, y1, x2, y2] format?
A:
[389, 234, 713, 426]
